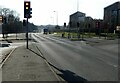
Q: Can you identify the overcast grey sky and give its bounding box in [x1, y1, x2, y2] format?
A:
[0, 0, 119, 25]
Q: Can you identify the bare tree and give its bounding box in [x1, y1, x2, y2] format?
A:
[2, 8, 10, 16]
[0, 7, 21, 38]
[0, 8, 10, 38]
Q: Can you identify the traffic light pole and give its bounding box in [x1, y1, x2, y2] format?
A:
[26, 18, 28, 49]
[24, 1, 32, 49]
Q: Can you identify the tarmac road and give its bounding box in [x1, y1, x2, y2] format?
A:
[31, 33, 118, 81]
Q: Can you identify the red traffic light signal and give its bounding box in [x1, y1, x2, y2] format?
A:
[24, 1, 32, 18]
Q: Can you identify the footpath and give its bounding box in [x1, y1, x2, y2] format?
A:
[2, 45, 60, 82]
[0, 34, 61, 82]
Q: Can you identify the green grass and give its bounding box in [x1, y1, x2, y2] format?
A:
[53, 32, 118, 39]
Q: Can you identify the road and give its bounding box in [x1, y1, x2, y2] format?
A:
[31, 33, 118, 81]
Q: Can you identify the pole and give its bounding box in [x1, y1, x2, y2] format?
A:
[116, 9, 119, 26]
[26, 18, 28, 49]
[53, 11, 58, 25]
[51, 17, 54, 25]
[116, 10, 118, 38]
[16, 33, 17, 39]
[77, 0, 79, 11]
[88, 24, 90, 38]
[57, 12, 58, 25]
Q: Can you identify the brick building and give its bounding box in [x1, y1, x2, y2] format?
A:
[104, 1, 120, 32]
[69, 11, 86, 29]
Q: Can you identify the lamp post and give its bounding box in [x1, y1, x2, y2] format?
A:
[53, 11, 58, 25]
[77, 0, 79, 11]
[50, 17, 54, 25]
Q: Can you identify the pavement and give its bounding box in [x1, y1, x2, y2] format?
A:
[0, 34, 61, 82]
[2, 44, 60, 82]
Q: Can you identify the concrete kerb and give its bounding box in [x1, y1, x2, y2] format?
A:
[28, 43, 64, 82]
[35, 45, 64, 82]
[0, 47, 17, 68]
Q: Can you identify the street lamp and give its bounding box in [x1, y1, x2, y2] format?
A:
[53, 11, 58, 25]
[50, 17, 54, 25]
[77, 0, 79, 11]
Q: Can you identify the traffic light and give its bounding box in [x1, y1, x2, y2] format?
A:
[0, 16, 7, 24]
[0, 15, 3, 23]
[69, 21, 72, 27]
[96, 22, 100, 35]
[23, 19, 26, 26]
[96, 22, 100, 28]
[3, 17, 7, 24]
[24, 1, 32, 18]
[64, 22, 66, 27]
[77, 22, 79, 27]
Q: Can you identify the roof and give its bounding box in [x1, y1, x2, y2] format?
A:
[104, 1, 120, 9]
[70, 11, 85, 17]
